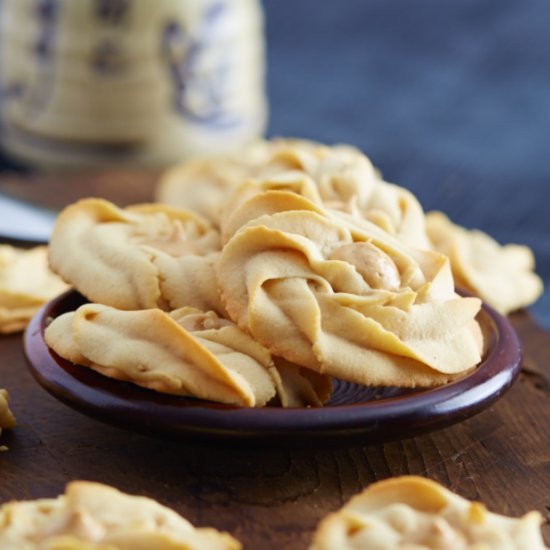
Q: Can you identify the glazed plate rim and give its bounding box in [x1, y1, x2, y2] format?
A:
[24, 290, 522, 447]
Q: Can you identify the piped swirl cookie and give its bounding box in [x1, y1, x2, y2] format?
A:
[158, 138, 543, 315]
[45, 138, 543, 406]
[158, 138, 431, 249]
[218, 195, 483, 388]
[0, 481, 240, 550]
[426, 211, 544, 314]
[309, 476, 548, 550]
[0, 245, 68, 334]
[45, 304, 330, 407]
[156, 140, 274, 225]
[49, 198, 224, 314]
[244, 139, 431, 249]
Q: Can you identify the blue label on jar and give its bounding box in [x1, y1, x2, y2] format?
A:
[94, 0, 130, 25]
[92, 38, 128, 75]
[0, 0, 58, 119]
[162, 1, 243, 129]
[25, 0, 58, 116]
[91, 0, 131, 75]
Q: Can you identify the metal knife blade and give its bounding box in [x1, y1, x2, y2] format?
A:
[0, 193, 57, 243]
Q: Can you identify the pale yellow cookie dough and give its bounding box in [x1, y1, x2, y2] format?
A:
[310, 476, 548, 550]
[45, 303, 277, 407]
[158, 138, 543, 318]
[0, 481, 240, 550]
[157, 138, 431, 249]
[426, 211, 544, 315]
[156, 140, 274, 224]
[0, 245, 68, 334]
[242, 139, 431, 250]
[45, 304, 330, 408]
[218, 193, 483, 388]
[46, 138, 545, 405]
[49, 199, 223, 313]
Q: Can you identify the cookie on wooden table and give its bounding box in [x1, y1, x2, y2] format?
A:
[0, 481, 240, 549]
[0, 245, 68, 334]
[310, 476, 548, 550]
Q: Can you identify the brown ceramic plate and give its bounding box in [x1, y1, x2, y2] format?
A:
[24, 290, 521, 448]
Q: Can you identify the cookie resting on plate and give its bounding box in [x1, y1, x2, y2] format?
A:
[158, 137, 543, 315]
[157, 138, 431, 250]
[218, 192, 483, 388]
[48, 198, 223, 314]
[45, 304, 331, 408]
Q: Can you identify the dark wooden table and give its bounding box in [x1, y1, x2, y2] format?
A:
[1, 173, 549, 549]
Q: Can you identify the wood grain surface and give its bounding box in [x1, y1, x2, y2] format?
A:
[0, 173, 549, 549]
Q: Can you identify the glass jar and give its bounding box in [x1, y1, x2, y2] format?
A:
[0, 0, 267, 168]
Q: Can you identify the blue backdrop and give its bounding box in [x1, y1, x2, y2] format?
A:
[0, 1, 548, 327]
[263, 0, 550, 327]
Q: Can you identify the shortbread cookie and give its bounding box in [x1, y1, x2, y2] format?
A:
[0, 245, 68, 334]
[170, 307, 331, 407]
[218, 195, 483, 388]
[309, 476, 548, 550]
[219, 171, 325, 241]
[45, 304, 330, 407]
[45, 304, 278, 407]
[156, 140, 274, 224]
[49, 198, 223, 313]
[0, 389, 16, 442]
[0, 481, 240, 549]
[158, 138, 543, 315]
[426, 211, 544, 314]
[272, 356, 332, 407]
[239, 139, 431, 250]
[158, 138, 431, 249]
